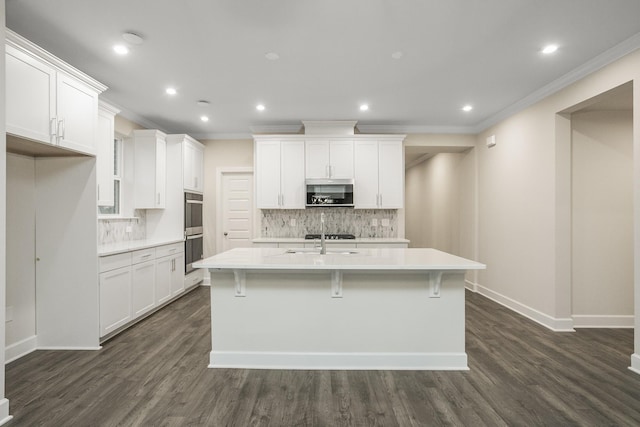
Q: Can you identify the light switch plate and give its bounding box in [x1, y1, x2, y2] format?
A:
[381, 218, 390, 227]
[371, 218, 378, 227]
[125, 226, 132, 233]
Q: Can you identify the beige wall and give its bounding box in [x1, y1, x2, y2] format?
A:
[201, 139, 254, 256]
[114, 115, 145, 136]
[474, 45, 640, 348]
[571, 110, 633, 318]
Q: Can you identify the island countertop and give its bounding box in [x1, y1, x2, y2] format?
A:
[194, 247, 485, 271]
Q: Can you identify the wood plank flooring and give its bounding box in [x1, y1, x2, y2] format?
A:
[6, 287, 640, 426]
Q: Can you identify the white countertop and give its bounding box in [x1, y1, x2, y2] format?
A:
[194, 247, 485, 271]
[252, 237, 410, 244]
[98, 237, 184, 256]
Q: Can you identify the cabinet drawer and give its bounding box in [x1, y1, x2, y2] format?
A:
[155, 242, 184, 258]
[131, 248, 156, 265]
[99, 252, 132, 273]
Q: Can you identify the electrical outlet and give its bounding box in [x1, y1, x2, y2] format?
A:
[371, 218, 378, 227]
[381, 218, 390, 227]
[290, 218, 297, 227]
[125, 226, 132, 233]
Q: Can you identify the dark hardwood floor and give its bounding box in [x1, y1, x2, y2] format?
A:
[6, 287, 640, 426]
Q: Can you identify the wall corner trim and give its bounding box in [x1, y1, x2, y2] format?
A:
[629, 353, 640, 375]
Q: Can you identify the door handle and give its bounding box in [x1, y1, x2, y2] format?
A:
[224, 232, 228, 237]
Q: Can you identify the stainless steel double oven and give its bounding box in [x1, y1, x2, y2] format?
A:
[184, 192, 204, 274]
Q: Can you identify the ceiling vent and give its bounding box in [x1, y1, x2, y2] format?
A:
[302, 120, 357, 135]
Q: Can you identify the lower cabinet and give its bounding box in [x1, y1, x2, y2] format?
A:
[99, 267, 133, 337]
[132, 260, 156, 318]
[99, 241, 186, 339]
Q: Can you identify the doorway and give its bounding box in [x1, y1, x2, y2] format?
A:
[569, 82, 634, 327]
[216, 169, 254, 253]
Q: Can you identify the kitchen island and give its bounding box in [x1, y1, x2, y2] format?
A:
[195, 247, 485, 370]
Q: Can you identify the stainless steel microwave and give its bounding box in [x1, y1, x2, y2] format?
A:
[305, 178, 354, 207]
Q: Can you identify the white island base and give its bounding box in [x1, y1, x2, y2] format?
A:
[197, 248, 485, 371]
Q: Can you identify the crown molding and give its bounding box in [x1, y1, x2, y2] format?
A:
[357, 124, 476, 134]
[191, 132, 254, 140]
[100, 96, 168, 133]
[6, 28, 108, 93]
[98, 99, 120, 115]
[473, 31, 640, 133]
[249, 124, 303, 134]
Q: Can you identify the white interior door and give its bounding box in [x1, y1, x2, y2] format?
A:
[221, 172, 253, 252]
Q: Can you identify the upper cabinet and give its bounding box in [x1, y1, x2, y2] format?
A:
[305, 139, 354, 179]
[354, 138, 404, 209]
[132, 130, 167, 209]
[97, 101, 120, 207]
[182, 136, 205, 193]
[255, 138, 305, 209]
[5, 30, 106, 156]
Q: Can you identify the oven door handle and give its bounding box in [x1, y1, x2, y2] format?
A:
[186, 200, 204, 205]
[186, 234, 203, 240]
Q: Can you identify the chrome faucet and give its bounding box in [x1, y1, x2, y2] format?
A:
[320, 212, 327, 255]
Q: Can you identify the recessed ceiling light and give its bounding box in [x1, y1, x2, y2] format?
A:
[122, 32, 144, 45]
[256, 104, 266, 111]
[200, 115, 209, 122]
[462, 105, 473, 112]
[166, 87, 177, 96]
[197, 100, 210, 107]
[360, 104, 369, 111]
[542, 44, 558, 54]
[265, 52, 280, 61]
[391, 51, 403, 60]
[113, 44, 129, 55]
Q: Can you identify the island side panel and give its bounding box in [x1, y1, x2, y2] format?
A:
[208, 270, 467, 370]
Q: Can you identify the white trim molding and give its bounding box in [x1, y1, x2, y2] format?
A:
[473, 283, 575, 332]
[209, 351, 469, 371]
[629, 353, 640, 375]
[5, 335, 37, 364]
[465, 279, 479, 292]
[37, 346, 102, 351]
[0, 399, 12, 426]
[572, 315, 635, 328]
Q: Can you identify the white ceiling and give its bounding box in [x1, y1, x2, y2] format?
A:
[6, 0, 640, 139]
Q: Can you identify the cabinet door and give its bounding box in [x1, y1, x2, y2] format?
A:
[329, 140, 354, 178]
[255, 141, 282, 208]
[132, 260, 156, 318]
[305, 140, 330, 178]
[280, 141, 306, 209]
[97, 107, 115, 206]
[378, 141, 404, 208]
[171, 254, 185, 296]
[99, 267, 132, 337]
[155, 256, 173, 305]
[155, 138, 167, 208]
[6, 45, 56, 144]
[354, 140, 380, 208]
[56, 72, 98, 155]
[193, 143, 204, 192]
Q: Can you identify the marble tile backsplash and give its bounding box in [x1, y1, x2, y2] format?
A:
[98, 210, 147, 245]
[261, 209, 398, 238]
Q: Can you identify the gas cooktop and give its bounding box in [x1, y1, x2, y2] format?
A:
[304, 234, 356, 240]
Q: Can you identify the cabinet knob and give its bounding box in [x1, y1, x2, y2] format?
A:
[224, 232, 228, 237]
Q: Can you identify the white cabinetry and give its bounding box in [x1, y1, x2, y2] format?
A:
[132, 129, 167, 209]
[255, 138, 305, 209]
[305, 139, 354, 179]
[5, 30, 105, 155]
[354, 138, 404, 209]
[182, 136, 205, 193]
[97, 101, 119, 206]
[99, 241, 186, 339]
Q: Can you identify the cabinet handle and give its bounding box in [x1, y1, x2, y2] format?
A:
[379, 194, 382, 207]
[50, 117, 57, 138]
[97, 184, 100, 198]
[58, 119, 65, 142]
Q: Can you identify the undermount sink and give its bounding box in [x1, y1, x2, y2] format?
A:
[284, 248, 359, 255]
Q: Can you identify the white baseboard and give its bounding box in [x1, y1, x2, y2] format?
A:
[464, 280, 478, 292]
[5, 335, 37, 364]
[630, 353, 640, 375]
[36, 346, 102, 351]
[573, 315, 635, 328]
[0, 399, 12, 426]
[474, 283, 575, 332]
[209, 351, 469, 370]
